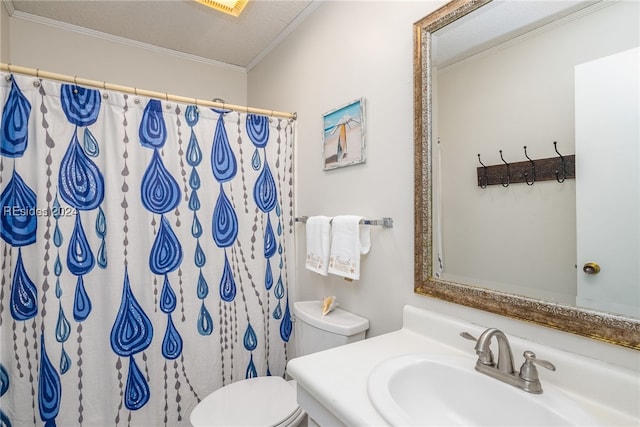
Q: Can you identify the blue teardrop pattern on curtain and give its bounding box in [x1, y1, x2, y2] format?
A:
[264, 261, 273, 291]
[10, 249, 38, 321]
[219, 252, 236, 302]
[60, 84, 101, 127]
[243, 324, 258, 379]
[253, 162, 277, 214]
[194, 242, 206, 268]
[55, 303, 71, 343]
[59, 349, 72, 376]
[58, 129, 105, 211]
[272, 303, 282, 320]
[0, 410, 10, 427]
[160, 275, 177, 314]
[243, 324, 258, 351]
[197, 271, 208, 299]
[72, 275, 92, 322]
[124, 356, 150, 411]
[139, 100, 167, 149]
[189, 168, 201, 190]
[212, 185, 238, 248]
[246, 114, 269, 149]
[264, 215, 276, 259]
[96, 207, 107, 235]
[0, 363, 9, 396]
[95, 206, 107, 269]
[251, 149, 261, 171]
[161, 315, 183, 360]
[211, 113, 237, 183]
[197, 303, 213, 336]
[184, 104, 199, 128]
[110, 269, 153, 357]
[274, 276, 285, 300]
[141, 150, 181, 214]
[53, 224, 63, 248]
[245, 354, 258, 379]
[83, 127, 100, 157]
[149, 215, 183, 275]
[188, 190, 201, 211]
[38, 335, 61, 425]
[280, 296, 292, 342]
[0, 363, 9, 427]
[67, 214, 95, 276]
[1, 77, 31, 158]
[191, 213, 203, 238]
[0, 169, 37, 246]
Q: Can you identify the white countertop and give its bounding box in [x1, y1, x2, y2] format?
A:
[286, 305, 640, 427]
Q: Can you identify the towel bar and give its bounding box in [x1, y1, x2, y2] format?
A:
[295, 216, 393, 228]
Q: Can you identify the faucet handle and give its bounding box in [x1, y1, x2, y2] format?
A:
[460, 331, 494, 365]
[460, 331, 478, 342]
[519, 351, 555, 393]
[523, 351, 555, 371]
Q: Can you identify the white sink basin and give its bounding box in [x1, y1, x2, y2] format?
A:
[367, 353, 600, 426]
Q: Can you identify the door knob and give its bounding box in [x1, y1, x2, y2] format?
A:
[582, 262, 601, 275]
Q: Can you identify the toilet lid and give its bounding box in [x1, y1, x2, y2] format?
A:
[190, 376, 300, 427]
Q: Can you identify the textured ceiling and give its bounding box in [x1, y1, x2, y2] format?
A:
[7, 0, 317, 69]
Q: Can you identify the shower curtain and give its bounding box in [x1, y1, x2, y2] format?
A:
[0, 71, 295, 426]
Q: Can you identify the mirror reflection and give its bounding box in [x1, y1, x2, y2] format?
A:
[432, 0, 639, 317]
[414, 0, 640, 349]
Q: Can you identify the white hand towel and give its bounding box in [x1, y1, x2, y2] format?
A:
[305, 216, 332, 276]
[328, 215, 371, 280]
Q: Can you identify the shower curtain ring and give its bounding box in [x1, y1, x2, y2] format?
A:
[134, 88, 140, 104]
[102, 81, 109, 99]
[33, 69, 41, 87]
[73, 76, 79, 94]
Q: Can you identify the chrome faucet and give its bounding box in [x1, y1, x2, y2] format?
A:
[461, 329, 555, 394]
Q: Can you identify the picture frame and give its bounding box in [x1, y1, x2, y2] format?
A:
[322, 98, 366, 170]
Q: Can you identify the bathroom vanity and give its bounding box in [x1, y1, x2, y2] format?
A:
[286, 305, 639, 426]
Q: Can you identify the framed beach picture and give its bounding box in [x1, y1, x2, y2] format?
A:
[322, 98, 366, 170]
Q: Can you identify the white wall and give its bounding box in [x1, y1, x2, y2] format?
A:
[249, 0, 430, 338]
[249, 0, 639, 370]
[8, 14, 247, 103]
[0, 2, 9, 62]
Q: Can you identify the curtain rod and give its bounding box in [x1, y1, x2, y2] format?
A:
[0, 63, 297, 120]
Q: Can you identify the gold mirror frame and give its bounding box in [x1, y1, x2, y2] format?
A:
[413, 0, 640, 350]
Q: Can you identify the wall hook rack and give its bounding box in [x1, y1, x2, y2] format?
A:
[476, 142, 575, 187]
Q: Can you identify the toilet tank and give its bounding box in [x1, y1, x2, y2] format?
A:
[293, 301, 369, 357]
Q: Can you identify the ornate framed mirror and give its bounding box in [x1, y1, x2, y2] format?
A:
[413, 0, 640, 349]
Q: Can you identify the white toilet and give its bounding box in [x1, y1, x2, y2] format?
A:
[190, 300, 369, 427]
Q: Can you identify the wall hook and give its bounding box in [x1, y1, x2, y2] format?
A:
[523, 146, 536, 185]
[499, 150, 510, 187]
[477, 154, 488, 189]
[553, 141, 567, 183]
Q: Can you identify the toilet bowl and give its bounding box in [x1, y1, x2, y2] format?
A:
[190, 300, 369, 426]
[190, 376, 304, 427]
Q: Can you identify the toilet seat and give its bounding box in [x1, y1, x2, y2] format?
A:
[190, 376, 302, 427]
